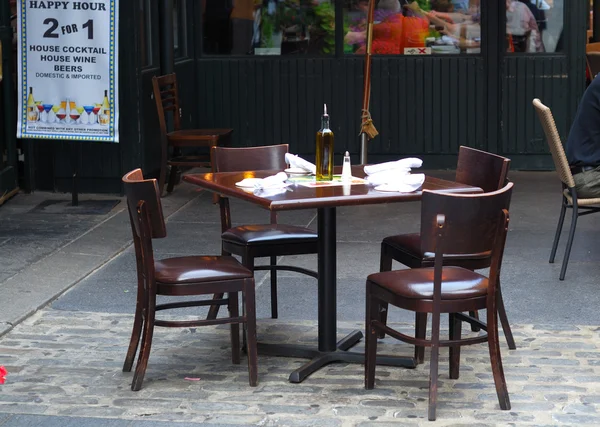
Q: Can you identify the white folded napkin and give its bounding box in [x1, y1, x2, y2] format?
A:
[364, 157, 423, 175]
[253, 172, 289, 190]
[364, 168, 411, 186]
[374, 173, 425, 193]
[285, 153, 316, 174]
[253, 186, 289, 197]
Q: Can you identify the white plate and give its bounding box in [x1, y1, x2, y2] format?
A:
[285, 167, 310, 175]
[374, 184, 420, 193]
[235, 178, 262, 189]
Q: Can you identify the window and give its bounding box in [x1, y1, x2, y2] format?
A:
[174, 0, 189, 58]
[505, 0, 563, 53]
[202, 0, 335, 56]
[344, 0, 481, 55]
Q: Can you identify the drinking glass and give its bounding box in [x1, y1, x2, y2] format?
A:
[83, 105, 94, 124]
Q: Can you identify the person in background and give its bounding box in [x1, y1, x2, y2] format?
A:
[506, 0, 544, 52]
[565, 75, 600, 198]
[230, 0, 256, 54]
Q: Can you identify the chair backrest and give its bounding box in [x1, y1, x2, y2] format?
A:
[587, 41, 600, 53]
[152, 73, 181, 136]
[211, 144, 290, 231]
[532, 98, 575, 188]
[420, 182, 513, 257]
[211, 144, 289, 173]
[455, 146, 511, 192]
[122, 169, 167, 239]
[587, 52, 600, 79]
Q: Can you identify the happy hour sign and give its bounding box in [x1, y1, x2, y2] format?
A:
[17, 0, 119, 142]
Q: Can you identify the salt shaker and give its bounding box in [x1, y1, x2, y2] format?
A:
[341, 151, 352, 182]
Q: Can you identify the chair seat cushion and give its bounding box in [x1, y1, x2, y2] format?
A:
[155, 255, 252, 284]
[383, 233, 491, 262]
[367, 266, 488, 300]
[222, 224, 318, 246]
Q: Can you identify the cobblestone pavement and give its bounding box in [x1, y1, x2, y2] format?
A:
[1, 310, 600, 426]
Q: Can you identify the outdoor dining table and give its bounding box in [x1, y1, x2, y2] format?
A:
[183, 165, 482, 383]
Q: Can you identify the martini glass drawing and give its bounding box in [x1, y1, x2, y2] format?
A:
[92, 103, 101, 123]
[83, 105, 94, 124]
[42, 103, 52, 123]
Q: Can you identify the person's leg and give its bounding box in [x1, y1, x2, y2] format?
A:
[573, 167, 600, 198]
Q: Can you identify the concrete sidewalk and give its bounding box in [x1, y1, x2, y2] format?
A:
[0, 182, 204, 337]
[2, 171, 600, 426]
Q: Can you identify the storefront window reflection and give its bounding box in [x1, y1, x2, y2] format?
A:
[344, 0, 481, 55]
[506, 0, 563, 53]
[202, 0, 335, 56]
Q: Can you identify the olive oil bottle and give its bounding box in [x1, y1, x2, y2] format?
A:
[316, 104, 334, 181]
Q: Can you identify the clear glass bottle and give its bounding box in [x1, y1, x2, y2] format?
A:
[316, 104, 334, 181]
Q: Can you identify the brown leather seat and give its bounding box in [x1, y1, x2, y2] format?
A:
[370, 267, 488, 300]
[379, 146, 515, 351]
[222, 225, 318, 245]
[154, 256, 251, 284]
[206, 144, 318, 320]
[121, 169, 258, 391]
[152, 73, 232, 195]
[365, 183, 514, 421]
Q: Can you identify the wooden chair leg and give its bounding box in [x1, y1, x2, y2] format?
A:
[559, 203, 578, 281]
[270, 255, 278, 319]
[131, 296, 155, 391]
[364, 285, 379, 390]
[166, 164, 178, 194]
[428, 309, 441, 421]
[158, 139, 168, 197]
[229, 292, 240, 365]
[414, 312, 427, 364]
[549, 199, 567, 263]
[377, 244, 393, 338]
[244, 280, 258, 387]
[123, 287, 145, 372]
[206, 293, 224, 320]
[487, 298, 511, 410]
[469, 310, 481, 332]
[497, 281, 516, 350]
[449, 313, 462, 380]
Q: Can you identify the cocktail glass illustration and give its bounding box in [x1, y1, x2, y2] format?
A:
[83, 105, 95, 124]
[55, 104, 67, 123]
[93, 103, 101, 123]
[42, 104, 53, 123]
[70, 106, 81, 124]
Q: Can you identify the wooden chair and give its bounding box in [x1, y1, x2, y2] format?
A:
[378, 146, 516, 353]
[532, 99, 600, 280]
[152, 73, 233, 195]
[206, 144, 319, 320]
[365, 182, 514, 421]
[121, 169, 257, 391]
[587, 52, 600, 79]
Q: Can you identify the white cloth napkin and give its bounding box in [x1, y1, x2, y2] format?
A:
[253, 172, 289, 190]
[364, 157, 423, 175]
[285, 153, 316, 174]
[373, 173, 425, 193]
[365, 169, 411, 186]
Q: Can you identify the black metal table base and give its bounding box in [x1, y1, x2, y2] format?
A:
[257, 329, 416, 383]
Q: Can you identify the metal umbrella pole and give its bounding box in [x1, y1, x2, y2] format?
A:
[359, 0, 378, 165]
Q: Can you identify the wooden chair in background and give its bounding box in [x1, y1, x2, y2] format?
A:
[532, 99, 600, 280]
[365, 183, 514, 421]
[378, 146, 516, 355]
[207, 144, 319, 320]
[152, 73, 233, 195]
[121, 169, 257, 391]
